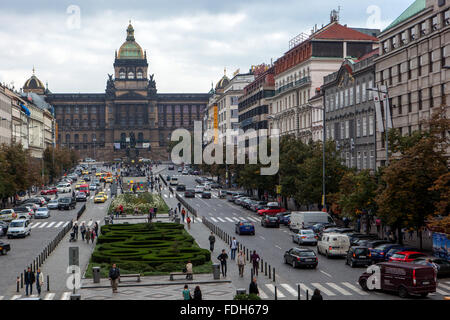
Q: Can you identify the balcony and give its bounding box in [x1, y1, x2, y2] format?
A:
[275, 76, 311, 96]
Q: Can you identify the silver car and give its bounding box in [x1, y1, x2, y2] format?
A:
[35, 207, 50, 219]
[292, 229, 318, 246]
[47, 199, 59, 210]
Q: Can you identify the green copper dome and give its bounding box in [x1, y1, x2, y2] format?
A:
[118, 22, 144, 59]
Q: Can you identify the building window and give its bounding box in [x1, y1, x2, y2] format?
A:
[442, 47, 447, 68]
[128, 72, 134, 79]
[420, 21, 427, 35]
[408, 93, 412, 113]
[349, 87, 354, 105]
[357, 119, 361, 138]
[392, 36, 398, 49]
[398, 96, 402, 115]
[410, 27, 416, 41]
[345, 120, 349, 139]
[445, 9, 450, 26]
[363, 151, 368, 170]
[383, 41, 389, 53]
[398, 64, 402, 82]
[418, 90, 423, 111]
[137, 71, 143, 79]
[363, 117, 367, 136]
[356, 84, 360, 104]
[369, 115, 374, 136]
[432, 15, 439, 31]
[429, 87, 434, 108]
[370, 151, 375, 170]
[357, 152, 362, 170]
[368, 80, 373, 100]
[119, 70, 126, 79]
[401, 31, 407, 44]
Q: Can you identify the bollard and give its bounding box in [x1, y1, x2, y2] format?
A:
[269, 265, 271, 279]
[261, 259, 264, 272]
[21, 272, 24, 288]
[275, 285, 278, 300]
[251, 268, 254, 280]
[16, 277, 20, 293]
[306, 289, 309, 300]
[47, 275, 50, 291]
[298, 284, 301, 300]
[265, 262, 267, 276]
[273, 268, 276, 282]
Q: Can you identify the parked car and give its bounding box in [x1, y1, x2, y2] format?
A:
[13, 207, 34, 220]
[0, 209, 17, 222]
[317, 233, 350, 258]
[0, 240, 11, 255]
[40, 187, 58, 195]
[76, 192, 88, 202]
[47, 199, 59, 210]
[261, 215, 280, 228]
[176, 184, 186, 192]
[201, 191, 212, 199]
[169, 178, 179, 186]
[182, 169, 189, 175]
[177, 167, 182, 173]
[389, 251, 427, 263]
[218, 190, 227, 198]
[292, 229, 318, 245]
[166, 175, 171, 181]
[194, 186, 204, 193]
[250, 201, 267, 212]
[184, 189, 195, 198]
[7, 219, 31, 239]
[310, 223, 336, 234]
[58, 197, 76, 210]
[347, 233, 379, 246]
[359, 262, 437, 298]
[168, 165, 175, 170]
[257, 202, 286, 216]
[235, 196, 250, 206]
[413, 257, 450, 278]
[352, 239, 390, 249]
[284, 248, 318, 269]
[0, 221, 9, 236]
[346, 247, 372, 267]
[210, 182, 221, 189]
[35, 207, 50, 219]
[370, 243, 405, 263]
[289, 211, 334, 232]
[385, 246, 419, 261]
[280, 214, 291, 226]
[235, 221, 255, 235]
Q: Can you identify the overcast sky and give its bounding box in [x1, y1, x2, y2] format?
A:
[0, 0, 413, 94]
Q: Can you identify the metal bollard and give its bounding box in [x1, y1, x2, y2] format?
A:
[261, 259, 264, 272]
[16, 277, 20, 293]
[265, 262, 267, 276]
[21, 272, 23, 288]
[273, 268, 276, 282]
[298, 284, 301, 300]
[47, 275, 50, 291]
[269, 265, 271, 279]
[275, 285, 278, 300]
[306, 289, 309, 300]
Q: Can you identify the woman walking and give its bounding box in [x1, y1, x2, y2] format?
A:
[91, 229, 96, 244]
[193, 286, 202, 300]
[86, 228, 91, 243]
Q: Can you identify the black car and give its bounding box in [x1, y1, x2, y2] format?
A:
[58, 197, 76, 210]
[76, 192, 87, 202]
[184, 189, 195, 198]
[176, 184, 186, 192]
[22, 198, 44, 207]
[353, 239, 390, 249]
[261, 215, 279, 228]
[166, 175, 171, 181]
[413, 257, 450, 278]
[346, 247, 372, 267]
[347, 233, 379, 246]
[201, 192, 212, 199]
[0, 240, 11, 255]
[82, 175, 91, 182]
[284, 248, 318, 269]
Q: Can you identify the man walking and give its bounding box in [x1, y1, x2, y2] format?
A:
[237, 251, 246, 277]
[94, 222, 99, 237]
[249, 277, 259, 296]
[185, 260, 193, 280]
[72, 222, 79, 241]
[36, 268, 44, 296]
[181, 208, 186, 224]
[80, 222, 86, 241]
[186, 215, 191, 230]
[230, 237, 238, 260]
[250, 251, 260, 276]
[109, 264, 120, 293]
[208, 232, 215, 252]
[24, 267, 35, 296]
[217, 249, 228, 278]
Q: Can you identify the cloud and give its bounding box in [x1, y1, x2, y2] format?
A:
[0, 0, 413, 93]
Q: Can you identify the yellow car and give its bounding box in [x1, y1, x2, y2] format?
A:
[82, 170, 89, 175]
[94, 194, 106, 203]
[98, 192, 108, 200]
[106, 177, 113, 183]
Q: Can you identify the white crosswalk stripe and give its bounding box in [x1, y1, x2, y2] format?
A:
[61, 292, 71, 300]
[11, 295, 21, 300]
[341, 282, 369, 295]
[438, 283, 450, 291]
[31, 222, 41, 229]
[326, 282, 352, 295]
[298, 283, 314, 296]
[44, 293, 55, 300]
[232, 217, 240, 222]
[311, 283, 336, 296]
[54, 221, 63, 228]
[248, 217, 259, 222]
[38, 222, 48, 228]
[217, 217, 226, 222]
[87, 220, 93, 227]
[46, 222, 56, 228]
[211, 217, 218, 223]
[436, 288, 448, 295]
[281, 284, 298, 296]
[259, 288, 268, 299]
[265, 284, 285, 298]
[62, 221, 70, 228]
[225, 217, 234, 222]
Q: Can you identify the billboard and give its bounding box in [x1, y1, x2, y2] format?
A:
[432, 232, 450, 261]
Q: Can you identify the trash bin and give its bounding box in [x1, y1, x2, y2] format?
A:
[213, 263, 220, 280]
[104, 217, 110, 225]
[236, 289, 246, 295]
[92, 267, 101, 283]
[175, 218, 180, 224]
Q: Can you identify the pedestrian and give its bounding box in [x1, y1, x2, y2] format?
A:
[237, 251, 246, 277]
[311, 289, 323, 301]
[115, 207, 120, 219]
[119, 204, 124, 215]
[376, 218, 381, 234]
[181, 208, 186, 223]
[249, 277, 259, 296]
[109, 264, 120, 293]
[94, 222, 99, 237]
[86, 228, 91, 243]
[230, 237, 238, 260]
[408, 228, 414, 240]
[250, 250, 260, 276]
[217, 249, 228, 277]
[153, 206, 158, 218]
[24, 267, 35, 296]
[193, 286, 202, 300]
[36, 268, 44, 296]
[73, 222, 79, 240]
[177, 202, 181, 213]
[182, 285, 191, 300]
[80, 223, 86, 241]
[185, 260, 193, 280]
[134, 207, 139, 215]
[208, 232, 216, 252]
[186, 215, 191, 230]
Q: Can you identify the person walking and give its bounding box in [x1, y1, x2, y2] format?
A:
[91, 228, 96, 244]
[72, 222, 79, 241]
[250, 251, 260, 276]
[86, 228, 91, 243]
[186, 215, 191, 230]
[36, 268, 44, 296]
[249, 277, 259, 296]
[177, 202, 181, 213]
[193, 286, 202, 300]
[185, 260, 193, 280]
[94, 222, 99, 237]
[237, 251, 246, 277]
[109, 264, 120, 293]
[181, 208, 186, 224]
[208, 232, 216, 252]
[376, 218, 381, 234]
[217, 249, 228, 278]
[182, 285, 191, 300]
[230, 237, 238, 260]
[24, 267, 35, 296]
[311, 289, 323, 301]
[80, 222, 86, 241]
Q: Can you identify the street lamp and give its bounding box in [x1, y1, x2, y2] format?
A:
[367, 86, 390, 166]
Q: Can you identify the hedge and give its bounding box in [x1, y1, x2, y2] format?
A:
[92, 223, 211, 272]
[108, 193, 169, 215]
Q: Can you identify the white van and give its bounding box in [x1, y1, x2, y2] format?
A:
[57, 183, 71, 193]
[7, 219, 31, 239]
[317, 233, 350, 258]
[170, 177, 179, 186]
[289, 211, 334, 232]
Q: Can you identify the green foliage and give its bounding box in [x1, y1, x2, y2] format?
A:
[91, 223, 211, 274]
[233, 294, 262, 300]
[108, 192, 169, 214]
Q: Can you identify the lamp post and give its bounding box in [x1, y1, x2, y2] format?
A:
[367, 86, 390, 166]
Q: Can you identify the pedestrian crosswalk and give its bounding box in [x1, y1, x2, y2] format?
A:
[29, 220, 100, 230]
[256, 281, 450, 299]
[208, 216, 260, 223]
[2, 292, 74, 300]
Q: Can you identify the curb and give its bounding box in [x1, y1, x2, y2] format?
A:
[81, 279, 232, 289]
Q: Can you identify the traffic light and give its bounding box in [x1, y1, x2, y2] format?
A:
[350, 138, 355, 151]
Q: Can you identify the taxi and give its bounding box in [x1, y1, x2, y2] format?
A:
[105, 176, 113, 183]
[98, 192, 108, 200]
[94, 194, 107, 203]
[82, 170, 89, 175]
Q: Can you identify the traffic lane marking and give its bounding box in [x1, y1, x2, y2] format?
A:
[320, 270, 332, 278]
[311, 283, 336, 296]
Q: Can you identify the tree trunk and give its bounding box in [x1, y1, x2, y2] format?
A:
[397, 226, 403, 245]
[419, 230, 423, 250]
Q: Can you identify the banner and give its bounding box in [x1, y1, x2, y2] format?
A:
[374, 90, 385, 133]
[143, 143, 150, 148]
[213, 105, 219, 144]
[380, 85, 393, 129]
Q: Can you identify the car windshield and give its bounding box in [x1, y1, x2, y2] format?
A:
[37, 208, 47, 212]
[301, 230, 314, 234]
[296, 251, 315, 257]
[355, 248, 369, 255]
[391, 253, 406, 259]
[10, 221, 24, 228]
[49, 200, 58, 203]
[60, 198, 70, 203]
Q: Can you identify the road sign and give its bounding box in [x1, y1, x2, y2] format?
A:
[69, 247, 79, 266]
[276, 185, 282, 194]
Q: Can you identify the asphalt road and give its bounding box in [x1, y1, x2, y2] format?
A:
[161, 166, 450, 301]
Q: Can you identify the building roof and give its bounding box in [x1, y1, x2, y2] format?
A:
[23, 69, 45, 91]
[117, 23, 144, 60]
[313, 23, 379, 41]
[355, 48, 379, 62]
[383, 0, 427, 32]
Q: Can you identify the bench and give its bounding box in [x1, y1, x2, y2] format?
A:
[118, 274, 141, 283]
[169, 272, 193, 281]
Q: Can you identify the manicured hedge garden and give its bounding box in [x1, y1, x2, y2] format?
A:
[108, 193, 169, 215]
[90, 223, 211, 275]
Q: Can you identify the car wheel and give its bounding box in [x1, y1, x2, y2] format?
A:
[398, 286, 409, 298]
[345, 258, 348, 265]
[284, 257, 288, 264]
[292, 260, 296, 269]
[350, 260, 355, 268]
[359, 279, 368, 291]
[326, 251, 329, 258]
